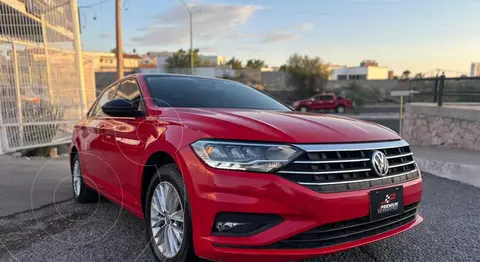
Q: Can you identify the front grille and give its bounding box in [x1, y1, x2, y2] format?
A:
[277, 140, 419, 192]
[267, 202, 419, 249]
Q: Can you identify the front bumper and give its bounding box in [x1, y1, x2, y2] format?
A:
[177, 147, 423, 262]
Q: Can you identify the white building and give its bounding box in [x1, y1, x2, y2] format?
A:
[155, 53, 227, 70]
[471, 63, 480, 77]
[331, 66, 389, 80]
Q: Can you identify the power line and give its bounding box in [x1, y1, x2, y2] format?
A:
[79, 0, 112, 8]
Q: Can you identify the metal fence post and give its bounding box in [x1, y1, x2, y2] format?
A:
[41, 15, 54, 104]
[0, 103, 7, 154]
[437, 73, 445, 107]
[399, 95, 404, 136]
[70, 0, 87, 117]
[11, 42, 24, 147]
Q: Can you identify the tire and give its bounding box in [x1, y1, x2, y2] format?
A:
[336, 105, 346, 114]
[71, 154, 99, 203]
[145, 164, 196, 262]
[299, 106, 308, 112]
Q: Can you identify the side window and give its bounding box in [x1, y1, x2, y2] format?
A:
[89, 84, 117, 117]
[115, 79, 144, 111]
[319, 95, 333, 101]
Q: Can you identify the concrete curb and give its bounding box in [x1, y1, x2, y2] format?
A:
[414, 157, 480, 188]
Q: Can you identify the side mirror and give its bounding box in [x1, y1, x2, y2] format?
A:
[102, 99, 144, 117]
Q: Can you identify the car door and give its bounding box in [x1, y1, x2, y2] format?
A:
[309, 95, 322, 110]
[316, 95, 334, 110]
[106, 78, 148, 210]
[79, 83, 119, 196]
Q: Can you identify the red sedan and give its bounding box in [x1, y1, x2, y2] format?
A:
[70, 73, 422, 262]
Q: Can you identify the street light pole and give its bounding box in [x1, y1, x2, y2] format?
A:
[180, 0, 194, 75]
[189, 12, 193, 75]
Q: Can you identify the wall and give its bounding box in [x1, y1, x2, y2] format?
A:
[402, 103, 480, 151]
[367, 66, 389, 80]
[331, 67, 368, 80]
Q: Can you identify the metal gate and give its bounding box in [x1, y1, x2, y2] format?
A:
[0, 0, 95, 154]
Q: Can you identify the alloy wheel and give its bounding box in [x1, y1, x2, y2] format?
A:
[72, 160, 81, 196]
[150, 181, 185, 258]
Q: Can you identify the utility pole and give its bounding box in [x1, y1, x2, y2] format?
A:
[115, 0, 124, 79]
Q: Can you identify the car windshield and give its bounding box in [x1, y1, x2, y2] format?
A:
[145, 75, 291, 110]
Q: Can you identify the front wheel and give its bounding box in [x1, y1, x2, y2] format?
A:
[299, 106, 308, 112]
[71, 154, 99, 203]
[336, 105, 346, 114]
[145, 164, 196, 262]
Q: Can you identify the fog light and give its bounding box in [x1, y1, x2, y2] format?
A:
[212, 213, 283, 236]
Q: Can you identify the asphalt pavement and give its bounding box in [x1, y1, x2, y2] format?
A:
[0, 156, 72, 217]
[1, 173, 479, 262]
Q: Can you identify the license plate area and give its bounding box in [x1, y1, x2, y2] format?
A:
[370, 186, 404, 221]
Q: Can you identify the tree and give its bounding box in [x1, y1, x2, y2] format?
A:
[282, 54, 330, 97]
[414, 73, 424, 79]
[165, 49, 208, 69]
[226, 57, 243, 69]
[278, 64, 287, 72]
[402, 70, 411, 79]
[110, 47, 116, 53]
[246, 59, 266, 69]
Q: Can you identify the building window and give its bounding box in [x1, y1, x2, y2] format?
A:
[348, 74, 367, 80]
[337, 75, 347, 80]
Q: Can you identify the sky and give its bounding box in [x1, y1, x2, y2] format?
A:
[78, 0, 480, 76]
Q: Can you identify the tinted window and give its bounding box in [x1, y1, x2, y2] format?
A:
[115, 79, 144, 111]
[317, 95, 334, 101]
[90, 84, 117, 116]
[145, 76, 290, 110]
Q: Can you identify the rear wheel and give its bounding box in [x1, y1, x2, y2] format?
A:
[145, 164, 196, 262]
[336, 105, 346, 114]
[71, 154, 99, 203]
[299, 106, 308, 112]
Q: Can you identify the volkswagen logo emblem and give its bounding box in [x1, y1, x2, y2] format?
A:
[371, 151, 389, 176]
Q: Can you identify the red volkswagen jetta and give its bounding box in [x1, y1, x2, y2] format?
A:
[70, 74, 422, 262]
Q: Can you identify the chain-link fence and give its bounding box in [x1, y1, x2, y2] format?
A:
[0, 0, 95, 154]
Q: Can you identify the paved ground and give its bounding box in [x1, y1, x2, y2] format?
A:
[1, 173, 479, 262]
[0, 156, 72, 217]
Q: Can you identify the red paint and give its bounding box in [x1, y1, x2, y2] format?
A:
[293, 93, 353, 111]
[71, 74, 423, 261]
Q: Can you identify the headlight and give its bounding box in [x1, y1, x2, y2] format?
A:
[292, 101, 299, 107]
[191, 140, 302, 172]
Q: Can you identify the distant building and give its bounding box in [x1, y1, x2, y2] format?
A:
[155, 53, 227, 70]
[327, 64, 347, 80]
[388, 70, 395, 80]
[200, 55, 227, 66]
[84, 51, 142, 72]
[471, 63, 480, 77]
[331, 66, 389, 80]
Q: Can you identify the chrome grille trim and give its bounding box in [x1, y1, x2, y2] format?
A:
[386, 152, 413, 159]
[298, 169, 418, 186]
[389, 160, 416, 169]
[293, 158, 370, 164]
[277, 140, 418, 192]
[278, 168, 372, 175]
[293, 140, 409, 152]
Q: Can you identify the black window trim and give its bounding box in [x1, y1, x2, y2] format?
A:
[87, 80, 121, 117]
[87, 76, 147, 118]
[115, 77, 146, 115]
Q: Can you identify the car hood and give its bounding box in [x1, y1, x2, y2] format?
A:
[168, 108, 400, 143]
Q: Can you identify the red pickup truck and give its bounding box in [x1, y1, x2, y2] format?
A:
[293, 93, 353, 113]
